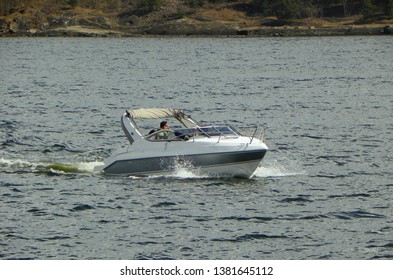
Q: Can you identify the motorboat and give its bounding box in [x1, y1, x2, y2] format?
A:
[94, 108, 268, 178]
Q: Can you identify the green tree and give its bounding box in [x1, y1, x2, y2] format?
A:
[251, 0, 274, 16]
[361, 0, 378, 20]
[376, 0, 393, 16]
[185, 0, 206, 8]
[68, 0, 78, 7]
[137, 0, 161, 12]
[252, 0, 319, 18]
[388, 0, 393, 16]
[277, 0, 318, 18]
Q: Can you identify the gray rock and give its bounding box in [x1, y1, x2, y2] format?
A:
[383, 26, 392, 35]
[0, 19, 8, 34]
[48, 17, 72, 28]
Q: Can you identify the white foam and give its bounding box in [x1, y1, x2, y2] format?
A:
[76, 161, 104, 172]
[168, 157, 208, 179]
[171, 167, 208, 179]
[47, 168, 66, 175]
[0, 157, 35, 167]
[0, 157, 12, 165]
[254, 158, 307, 178]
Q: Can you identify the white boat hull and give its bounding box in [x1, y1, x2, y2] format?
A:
[95, 138, 267, 179]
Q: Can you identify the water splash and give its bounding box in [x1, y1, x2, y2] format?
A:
[0, 157, 37, 168]
[168, 157, 208, 179]
[76, 161, 104, 172]
[126, 157, 214, 180]
[171, 167, 200, 178]
[254, 158, 307, 178]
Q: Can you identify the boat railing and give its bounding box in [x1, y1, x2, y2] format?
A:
[200, 125, 267, 143]
[237, 126, 267, 143]
[142, 125, 267, 143]
[162, 126, 239, 141]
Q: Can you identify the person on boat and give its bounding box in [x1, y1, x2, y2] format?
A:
[155, 121, 170, 140]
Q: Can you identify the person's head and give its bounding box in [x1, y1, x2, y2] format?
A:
[160, 121, 169, 129]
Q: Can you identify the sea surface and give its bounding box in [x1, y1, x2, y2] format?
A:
[0, 36, 392, 260]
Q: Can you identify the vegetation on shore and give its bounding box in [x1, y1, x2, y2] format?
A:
[1, 0, 392, 36]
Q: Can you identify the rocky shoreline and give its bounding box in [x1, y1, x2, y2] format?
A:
[1, 6, 392, 38]
[2, 24, 392, 38]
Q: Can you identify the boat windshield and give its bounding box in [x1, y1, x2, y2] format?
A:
[175, 126, 239, 138]
[143, 125, 240, 142]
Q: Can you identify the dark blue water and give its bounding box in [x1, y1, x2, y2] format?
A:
[1, 37, 392, 259]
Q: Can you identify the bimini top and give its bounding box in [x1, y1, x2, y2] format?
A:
[126, 108, 200, 128]
[128, 108, 183, 119]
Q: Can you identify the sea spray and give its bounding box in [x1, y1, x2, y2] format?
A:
[254, 158, 307, 178]
[170, 156, 205, 179]
[77, 161, 104, 172]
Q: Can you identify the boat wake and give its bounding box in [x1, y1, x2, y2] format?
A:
[0, 157, 103, 175]
[1, 156, 306, 179]
[140, 158, 307, 180]
[254, 158, 307, 178]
